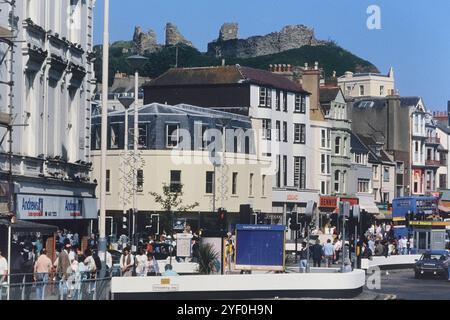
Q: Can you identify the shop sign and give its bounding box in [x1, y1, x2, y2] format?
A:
[320, 197, 337, 209]
[16, 194, 97, 220]
[410, 221, 450, 227]
[340, 198, 359, 206]
[287, 195, 299, 201]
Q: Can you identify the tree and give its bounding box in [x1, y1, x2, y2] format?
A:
[150, 183, 199, 235]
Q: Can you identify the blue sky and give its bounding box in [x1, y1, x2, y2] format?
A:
[94, 0, 450, 110]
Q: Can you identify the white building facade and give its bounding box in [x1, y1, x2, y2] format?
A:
[0, 0, 97, 233]
[248, 84, 317, 219]
[338, 68, 395, 98]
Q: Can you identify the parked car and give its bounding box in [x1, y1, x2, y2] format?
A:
[414, 250, 450, 279]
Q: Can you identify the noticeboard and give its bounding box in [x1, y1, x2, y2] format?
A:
[235, 224, 285, 271]
[176, 233, 193, 257]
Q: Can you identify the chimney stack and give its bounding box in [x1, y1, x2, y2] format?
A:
[302, 62, 321, 114]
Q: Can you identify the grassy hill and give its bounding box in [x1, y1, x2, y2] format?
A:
[94, 41, 379, 85]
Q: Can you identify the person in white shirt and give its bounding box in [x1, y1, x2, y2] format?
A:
[106, 251, 113, 270]
[408, 236, 414, 254]
[401, 237, 408, 255]
[68, 248, 76, 264]
[333, 239, 342, 264]
[0, 249, 7, 299]
[135, 248, 147, 277]
[144, 253, 160, 276]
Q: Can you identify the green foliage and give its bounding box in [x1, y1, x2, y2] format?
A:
[149, 183, 199, 234]
[197, 243, 220, 275]
[93, 43, 379, 84]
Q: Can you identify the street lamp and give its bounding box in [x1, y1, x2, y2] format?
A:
[126, 54, 148, 246]
[118, 96, 134, 240]
[98, 0, 110, 276]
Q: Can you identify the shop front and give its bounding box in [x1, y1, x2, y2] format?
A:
[273, 189, 319, 240]
[14, 178, 98, 237]
[16, 194, 97, 235]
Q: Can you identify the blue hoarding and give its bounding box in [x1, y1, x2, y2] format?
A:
[235, 225, 285, 271]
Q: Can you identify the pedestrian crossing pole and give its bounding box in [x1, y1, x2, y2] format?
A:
[341, 202, 350, 273]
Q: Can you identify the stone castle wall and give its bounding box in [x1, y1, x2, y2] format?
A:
[208, 24, 328, 59]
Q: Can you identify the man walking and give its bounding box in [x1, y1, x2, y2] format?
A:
[34, 249, 52, 300]
[401, 237, 408, 255]
[323, 239, 334, 268]
[299, 242, 309, 273]
[311, 240, 324, 268]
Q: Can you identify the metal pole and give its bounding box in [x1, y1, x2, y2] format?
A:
[354, 225, 358, 270]
[98, 0, 110, 277]
[7, 224, 11, 301]
[212, 165, 216, 212]
[341, 204, 346, 272]
[306, 223, 311, 273]
[123, 107, 128, 218]
[295, 229, 298, 263]
[157, 215, 160, 236]
[133, 70, 139, 245]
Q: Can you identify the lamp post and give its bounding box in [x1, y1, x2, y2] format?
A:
[118, 96, 134, 240]
[98, 0, 110, 276]
[126, 55, 148, 246]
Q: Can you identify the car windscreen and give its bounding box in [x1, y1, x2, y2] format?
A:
[422, 254, 446, 261]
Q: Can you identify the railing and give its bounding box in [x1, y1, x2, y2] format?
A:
[0, 272, 111, 301]
[425, 159, 441, 167]
[426, 137, 441, 144]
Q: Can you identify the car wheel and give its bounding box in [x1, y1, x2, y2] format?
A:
[414, 272, 421, 279]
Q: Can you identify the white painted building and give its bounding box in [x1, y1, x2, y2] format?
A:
[0, 0, 97, 233]
[247, 82, 318, 218]
[436, 123, 450, 190]
[338, 68, 395, 98]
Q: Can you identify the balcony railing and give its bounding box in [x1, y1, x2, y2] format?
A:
[426, 137, 441, 144]
[425, 159, 441, 167]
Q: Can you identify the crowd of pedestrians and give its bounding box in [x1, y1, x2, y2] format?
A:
[297, 222, 420, 272]
[0, 229, 114, 300]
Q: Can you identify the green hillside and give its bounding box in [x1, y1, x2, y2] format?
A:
[94, 41, 378, 85]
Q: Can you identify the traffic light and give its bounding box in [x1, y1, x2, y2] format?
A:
[289, 212, 300, 231]
[218, 208, 228, 231]
[257, 212, 265, 225]
[286, 213, 292, 225]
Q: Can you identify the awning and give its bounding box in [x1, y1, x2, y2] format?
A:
[438, 205, 450, 213]
[0, 218, 57, 234]
[358, 195, 380, 215]
[375, 210, 393, 220]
